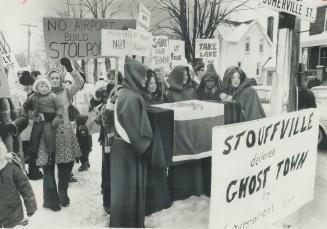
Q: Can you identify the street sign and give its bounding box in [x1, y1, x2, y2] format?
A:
[257, 0, 317, 22]
[43, 17, 136, 60]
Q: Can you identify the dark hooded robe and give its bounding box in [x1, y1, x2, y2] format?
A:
[164, 66, 198, 102]
[223, 66, 266, 121]
[110, 57, 153, 228]
[197, 63, 223, 102]
[164, 66, 204, 201]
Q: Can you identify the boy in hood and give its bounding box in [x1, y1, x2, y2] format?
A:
[0, 138, 37, 228]
[23, 76, 64, 165]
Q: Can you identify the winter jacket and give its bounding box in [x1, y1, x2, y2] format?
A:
[0, 154, 37, 228]
[197, 63, 223, 101]
[165, 66, 198, 102]
[222, 66, 265, 121]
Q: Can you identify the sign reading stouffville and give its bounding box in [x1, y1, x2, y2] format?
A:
[257, 0, 317, 22]
[0, 52, 10, 98]
[210, 109, 319, 229]
[195, 39, 219, 60]
[43, 17, 136, 60]
[152, 35, 170, 69]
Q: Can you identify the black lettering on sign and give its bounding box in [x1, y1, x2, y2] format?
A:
[276, 151, 308, 180]
[48, 19, 67, 31]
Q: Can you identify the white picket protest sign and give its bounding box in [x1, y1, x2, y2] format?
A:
[152, 35, 170, 70]
[101, 29, 133, 57]
[256, 0, 317, 22]
[128, 28, 152, 57]
[210, 109, 319, 229]
[0, 52, 10, 98]
[169, 40, 185, 69]
[195, 39, 219, 62]
[137, 3, 151, 31]
[0, 31, 16, 69]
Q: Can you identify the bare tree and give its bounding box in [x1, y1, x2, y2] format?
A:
[153, 0, 250, 67]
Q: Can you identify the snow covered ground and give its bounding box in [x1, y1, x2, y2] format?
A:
[22, 134, 327, 228]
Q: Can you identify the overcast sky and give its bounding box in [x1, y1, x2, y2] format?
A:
[0, 0, 325, 55]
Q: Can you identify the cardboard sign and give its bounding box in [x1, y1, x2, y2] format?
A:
[257, 0, 317, 22]
[43, 17, 136, 60]
[129, 28, 152, 57]
[152, 36, 170, 70]
[169, 40, 185, 68]
[0, 52, 10, 98]
[101, 30, 133, 57]
[195, 39, 219, 60]
[0, 31, 15, 69]
[209, 109, 319, 229]
[137, 3, 151, 31]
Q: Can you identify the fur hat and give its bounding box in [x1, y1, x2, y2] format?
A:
[19, 71, 35, 86]
[33, 76, 52, 93]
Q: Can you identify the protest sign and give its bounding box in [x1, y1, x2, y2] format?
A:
[101, 30, 133, 57]
[43, 17, 136, 60]
[257, 0, 316, 22]
[0, 31, 15, 69]
[0, 52, 10, 98]
[152, 35, 170, 70]
[169, 40, 185, 69]
[137, 3, 151, 31]
[128, 28, 152, 57]
[195, 39, 219, 61]
[209, 109, 319, 229]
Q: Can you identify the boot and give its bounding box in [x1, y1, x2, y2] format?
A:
[28, 159, 43, 180]
[78, 162, 89, 171]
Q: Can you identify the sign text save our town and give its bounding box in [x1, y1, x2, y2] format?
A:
[209, 108, 319, 229]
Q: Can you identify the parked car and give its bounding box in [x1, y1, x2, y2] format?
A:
[311, 86, 327, 148]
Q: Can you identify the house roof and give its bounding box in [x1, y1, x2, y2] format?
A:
[218, 19, 273, 47]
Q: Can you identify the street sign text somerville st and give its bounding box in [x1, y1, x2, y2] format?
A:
[257, 0, 317, 22]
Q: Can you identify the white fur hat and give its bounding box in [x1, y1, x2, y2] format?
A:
[33, 75, 52, 93]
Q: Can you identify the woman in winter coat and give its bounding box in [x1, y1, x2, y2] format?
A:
[164, 65, 204, 201]
[221, 66, 265, 121]
[110, 57, 153, 228]
[144, 70, 163, 105]
[0, 138, 37, 228]
[164, 65, 198, 102]
[197, 63, 223, 102]
[37, 58, 83, 211]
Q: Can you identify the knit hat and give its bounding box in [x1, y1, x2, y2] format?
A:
[19, 71, 35, 86]
[33, 75, 52, 93]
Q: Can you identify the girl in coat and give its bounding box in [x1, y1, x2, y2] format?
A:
[37, 58, 83, 211]
[110, 57, 153, 228]
[221, 66, 266, 121]
[165, 65, 204, 201]
[144, 71, 162, 105]
[0, 139, 37, 228]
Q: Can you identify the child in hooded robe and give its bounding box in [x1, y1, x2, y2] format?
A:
[0, 138, 37, 228]
[220, 66, 265, 121]
[197, 63, 223, 101]
[23, 76, 64, 166]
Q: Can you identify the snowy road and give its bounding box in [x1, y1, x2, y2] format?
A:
[23, 134, 327, 228]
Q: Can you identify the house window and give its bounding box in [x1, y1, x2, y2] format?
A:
[259, 39, 264, 53]
[256, 62, 261, 75]
[245, 37, 250, 52]
[320, 46, 327, 66]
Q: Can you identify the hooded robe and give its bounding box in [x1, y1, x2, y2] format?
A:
[110, 57, 153, 228]
[223, 66, 266, 121]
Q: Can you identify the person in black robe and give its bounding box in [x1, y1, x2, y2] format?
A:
[164, 65, 204, 202]
[110, 57, 153, 228]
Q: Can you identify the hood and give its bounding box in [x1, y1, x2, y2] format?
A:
[197, 63, 222, 93]
[123, 56, 149, 95]
[33, 75, 52, 94]
[222, 66, 250, 96]
[167, 65, 190, 91]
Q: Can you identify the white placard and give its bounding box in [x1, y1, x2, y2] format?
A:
[257, 0, 316, 22]
[0, 52, 10, 98]
[101, 29, 133, 57]
[137, 3, 151, 31]
[129, 28, 152, 57]
[210, 109, 319, 229]
[152, 35, 170, 69]
[169, 39, 185, 68]
[195, 39, 219, 60]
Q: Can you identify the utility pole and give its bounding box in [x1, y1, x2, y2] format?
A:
[20, 23, 38, 66]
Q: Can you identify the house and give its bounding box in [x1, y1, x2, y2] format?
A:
[217, 19, 275, 85]
[301, 3, 327, 83]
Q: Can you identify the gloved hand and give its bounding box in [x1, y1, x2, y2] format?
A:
[95, 87, 108, 100]
[60, 57, 73, 73]
[27, 210, 36, 217]
[51, 116, 61, 128]
[75, 157, 80, 164]
[33, 113, 44, 123]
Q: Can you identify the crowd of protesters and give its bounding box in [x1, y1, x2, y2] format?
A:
[3, 53, 319, 228]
